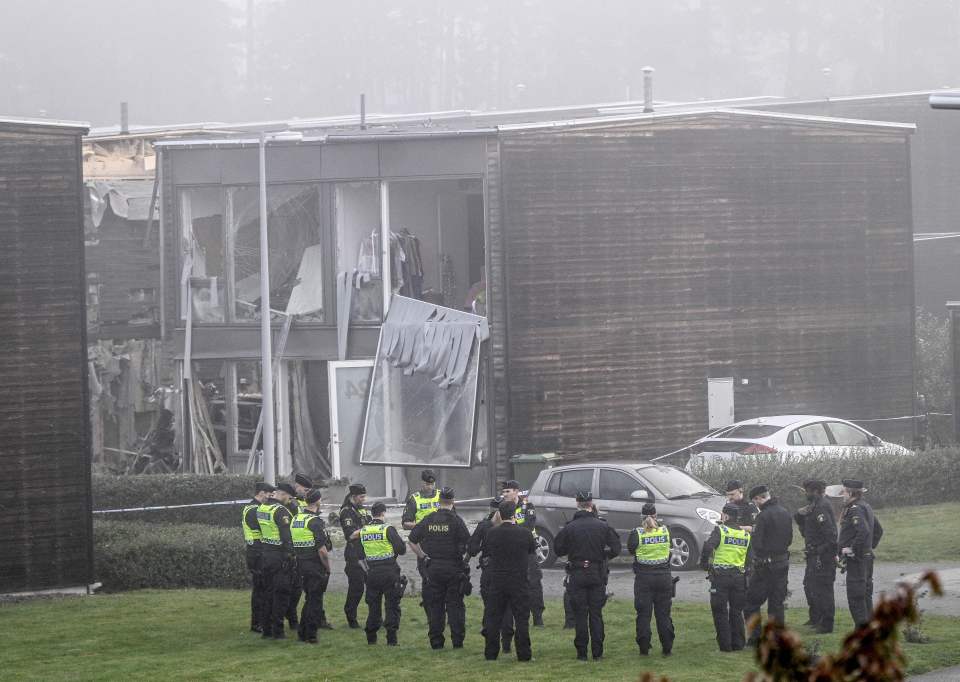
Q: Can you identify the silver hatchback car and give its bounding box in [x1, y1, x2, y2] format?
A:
[527, 461, 725, 570]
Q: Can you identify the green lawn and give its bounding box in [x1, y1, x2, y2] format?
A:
[1, 590, 957, 681]
[789, 501, 960, 563]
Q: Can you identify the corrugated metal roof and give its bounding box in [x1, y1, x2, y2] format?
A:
[0, 115, 88, 132]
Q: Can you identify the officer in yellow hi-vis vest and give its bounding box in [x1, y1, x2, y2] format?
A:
[242, 482, 274, 633]
[291, 489, 332, 643]
[256, 483, 295, 639]
[700, 502, 751, 652]
[627, 502, 675, 657]
[358, 502, 407, 645]
[402, 469, 441, 615]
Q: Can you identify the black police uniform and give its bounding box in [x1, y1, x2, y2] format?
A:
[795, 495, 838, 632]
[516, 499, 545, 625]
[629, 524, 676, 656]
[284, 497, 302, 629]
[339, 495, 372, 626]
[409, 506, 471, 649]
[481, 521, 537, 661]
[468, 505, 516, 653]
[838, 497, 883, 628]
[360, 520, 407, 645]
[700, 522, 748, 651]
[555, 509, 622, 660]
[294, 513, 332, 642]
[258, 503, 295, 638]
[242, 499, 266, 632]
[744, 496, 793, 640]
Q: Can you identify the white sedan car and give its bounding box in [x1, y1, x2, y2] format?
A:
[684, 415, 911, 470]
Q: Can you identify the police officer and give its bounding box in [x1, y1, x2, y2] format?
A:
[242, 482, 274, 632]
[701, 502, 750, 652]
[502, 480, 545, 626]
[409, 487, 471, 649]
[628, 502, 676, 658]
[481, 500, 537, 662]
[339, 483, 371, 628]
[744, 485, 793, 644]
[402, 469, 440, 529]
[468, 497, 516, 655]
[794, 479, 838, 633]
[358, 502, 407, 646]
[292, 489, 332, 643]
[555, 491, 622, 661]
[256, 483, 295, 639]
[293, 473, 313, 511]
[725, 480, 758, 531]
[838, 478, 883, 628]
[277, 482, 302, 631]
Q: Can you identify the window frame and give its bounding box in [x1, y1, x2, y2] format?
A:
[824, 421, 872, 447]
[597, 467, 648, 502]
[788, 422, 834, 446]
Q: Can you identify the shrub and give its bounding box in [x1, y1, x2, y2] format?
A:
[93, 474, 262, 526]
[693, 447, 960, 511]
[94, 519, 248, 591]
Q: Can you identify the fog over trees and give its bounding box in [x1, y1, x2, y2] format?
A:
[3, 0, 960, 126]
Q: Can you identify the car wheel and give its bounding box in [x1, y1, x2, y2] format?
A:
[534, 528, 557, 568]
[669, 529, 700, 571]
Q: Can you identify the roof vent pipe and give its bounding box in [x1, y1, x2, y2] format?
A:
[642, 67, 655, 113]
[360, 93, 367, 130]
[121, 101, 129, 134]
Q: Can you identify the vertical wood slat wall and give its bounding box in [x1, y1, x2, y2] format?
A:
[0, 120, 92, 592]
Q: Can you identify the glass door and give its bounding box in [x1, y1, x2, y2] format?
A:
[327, 360, 387, 497]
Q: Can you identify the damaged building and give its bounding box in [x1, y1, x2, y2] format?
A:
[153, 107, 916, 498]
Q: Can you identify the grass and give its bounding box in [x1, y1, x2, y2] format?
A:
[1, 590, 958, 681]
[788, 501, 960, 564]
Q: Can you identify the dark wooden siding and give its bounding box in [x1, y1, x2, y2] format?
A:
[0, 122, 92, 591]
[496, 114, 914, 461]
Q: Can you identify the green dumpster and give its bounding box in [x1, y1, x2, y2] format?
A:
[509, 453, 562, 491]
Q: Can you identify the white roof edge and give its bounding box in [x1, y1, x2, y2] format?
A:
[0, 115, 89, 130]
[496, 107, 917, 133]
[748, 89, 950, 108]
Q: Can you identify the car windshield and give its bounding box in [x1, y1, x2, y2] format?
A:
[637, 465, 716, 499]
[717, 424, 782, 439]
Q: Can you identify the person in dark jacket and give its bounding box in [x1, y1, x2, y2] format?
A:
[278, 482, 303, 631]
[292, 488, 332, 643]
[481, 500, 537, 662]
[502, 480, 545, 626]
[339, 483, 371, 628]
[701, 502, 750, 652]
[257, 484, 296, 639]
[794, 479, 838, 633]
[468, 497, 516, 654]
[555, 491, 622, 661]
[838, 478, 883, 628]
[408, 487, 471, 650]
[628, 502, 676, 657]
[743, 485, 793, 644]
[241, 482, 273, 632]
[725, 480, 759, 531]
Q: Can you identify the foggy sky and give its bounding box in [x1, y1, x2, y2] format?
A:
[2, 0, 958, 128]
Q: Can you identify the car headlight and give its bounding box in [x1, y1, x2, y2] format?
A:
[697, 507, 721, 525]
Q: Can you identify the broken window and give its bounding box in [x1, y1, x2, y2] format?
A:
[359, 296, 488, 468]
[181, 188, 226, 322]
[335, 182, 383, 324]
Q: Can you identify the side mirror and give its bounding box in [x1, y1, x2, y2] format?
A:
[868, 435, 881, 447]
[630, 489, 651, 501]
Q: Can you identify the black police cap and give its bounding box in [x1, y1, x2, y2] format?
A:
[370, 502, 387, 516]
[575, 490, 593, 503]
[802, 479, 826, 492]
[748, 484, 769, 500]
[349, 483, 367, 496]
[421, 469, 437, 483]
[439, 486, 455, 500]
[502, 480, 521, 490]
[276, 482, 296, 496]
[725, 480, 744, 493]
[255, 482, 275, 493]
[294, 473, 314, 488]
[641, 502, 657, 516]
[842, 479, 865, 490]
[305, 489, 323, 504]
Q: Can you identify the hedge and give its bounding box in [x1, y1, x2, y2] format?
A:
[693, 447, 960, 511]
[93, 474, 262, 527]
[94, 519, 248, 591]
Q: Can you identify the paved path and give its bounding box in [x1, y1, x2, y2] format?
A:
[908, 665, 960, 681]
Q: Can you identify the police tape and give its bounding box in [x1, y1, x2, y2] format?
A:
[92, 496, 497, 515]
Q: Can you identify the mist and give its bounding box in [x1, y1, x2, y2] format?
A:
[2, 0, 959, 127]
